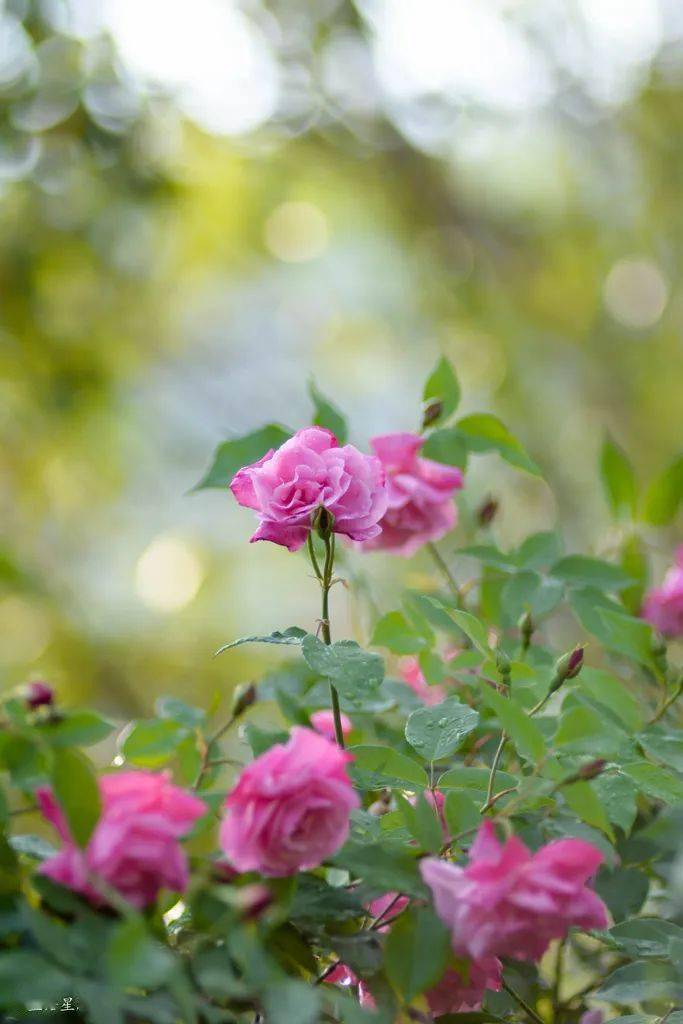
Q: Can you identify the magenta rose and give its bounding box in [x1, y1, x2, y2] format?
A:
[421, 820, 608, 963]
[229, 426, 387, 552]
[310, 708, 353, 740]
[220, 726, 359, 876]
[37, 771, 206, 909]
[356, 432, 463, 556]
[642, 547, 683, 637]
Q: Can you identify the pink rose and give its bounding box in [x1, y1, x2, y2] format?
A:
[310, 709, 353, 740]
[230, 426, 387, 552]
[399, 646, 459, 705]
[357, 433, 463, 557]
[421, 821, 608, 963]
[426, 957, 502, 1016]
[642, 547, 683, 637]
[220, 726, 359, 876]
[37, 771, 206, 909]
[325, 892, 501, 1014]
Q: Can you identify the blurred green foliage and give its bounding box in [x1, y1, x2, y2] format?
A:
[1, 0, 682, 719]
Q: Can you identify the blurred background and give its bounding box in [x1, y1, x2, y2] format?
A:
[1, 0, 682, 717]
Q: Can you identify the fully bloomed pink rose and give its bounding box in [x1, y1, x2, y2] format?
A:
[310, 709, 353, 740]
[37, 771, 205, 909]
[421, 821, 608, 963]
[220, 726, 359, 877]
[229, 426, 387, 552]
[642, 547, 683, 637]
[357, 433, 463, 557]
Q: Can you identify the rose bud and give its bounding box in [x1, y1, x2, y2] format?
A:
[550, 646, 584, 693]
[422, 400, 444, 429]
[578, 759, 607, 781]
[231, 682, 257, 719]
[24, 681, 54, 709]
[476, 498, 499, 528]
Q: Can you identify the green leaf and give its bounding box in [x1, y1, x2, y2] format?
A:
[551, 555, 632, 590]
[598, 609, 657, 668]
[622, 761, 683, 802]
[397, 792, 443, 853]
[443, 791, 481, 836]
[501, 571, 563, 624]
[119, 718, 187, 768]
[480, 686, 545, 763]
[639, 733, 683, 773]
[193, 424, 291, 490]
[301, 636, 384, 704]
[37, 709, 115, 748]
[593, 771, 639, 834]
[385, 906, 451, 1002]
[437, 766, 517, 797]
[607, 919, 683, 959]
[0, 950, 70, 1003]
[215, 626, 306, 656]
[308, 379, 349, 444]
[457, 544, 518, 572]
[52, 748, 101, 848]
[370, 611, 427, 655]
[596, 867, 650, 923]
[422, 355, 461, 425]
[405, 698, 479, 762]
[349, 745, 428, 791]
[575, 668, 643, 732]
[155, 696, 206, 729]
[562, 781, 614, 839]
[600, 434, 637, 519]
[553, 706, 626, 758]
[642, 455, 683, 525]
[421, 428, 468, 468]
[107, 916, 175, 988]
[456, 413, 541, 476]
[332, 841, 425, 897]
[596, 961, 682, 1005]
[449, 609, 490, 655]
[263, 979, 320, 1024]
[515, 531, 563, 569]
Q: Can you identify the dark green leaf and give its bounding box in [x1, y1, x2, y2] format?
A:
[193, 424, 291, 490]
[607, 919, 683, 959]
[156, 696, 206, 729]
[52, 748, 101, 848]
[244, 723, 289, 757]
[575, 668, 643, 732]
[331, 842, 425, 897]
[107, 916, 175, 988]
[596, 867, 649, 923]
[309, 379, 348, 444]
[593, 771, 639, 834]
[600, 434, 637, 519]
[263, 979, 320, 1024]
[639, 733, 683, 773]
[385, 906, 451, 1002]
[562, 781, 614, 839]
[450, 610, 490, 655]
[622, 761, 683, 802]
[515, 531, 563, 569]
[405, 698, 479, 762]
[423, 355, 461, 425]
[301, 636, 384, 704]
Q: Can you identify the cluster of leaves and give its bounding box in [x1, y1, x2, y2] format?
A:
[1, 358, 683, 1023]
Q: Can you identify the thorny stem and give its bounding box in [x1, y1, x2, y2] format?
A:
[193, 712, 237, 790]
[426, 541, 461, 607]
[311, 528, 345, 749]
[552, 939, 565, 1021]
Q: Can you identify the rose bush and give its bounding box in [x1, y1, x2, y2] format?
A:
[1, 357, 683, 1023]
